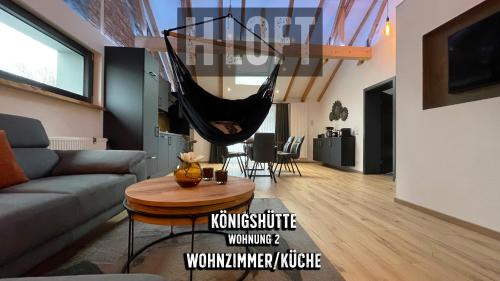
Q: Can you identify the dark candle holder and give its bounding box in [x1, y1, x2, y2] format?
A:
[215, 170, 228, 185]
[202, 167, 214, 181]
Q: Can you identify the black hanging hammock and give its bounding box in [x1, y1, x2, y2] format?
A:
[163, 12, 282, 146]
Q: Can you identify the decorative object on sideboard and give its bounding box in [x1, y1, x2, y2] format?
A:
[330, 100, 349, 121]
[325, 127, 335, 137]
[330, 101, 343, 121]
[340, 107, 349, 121]
[340, 128, 352, 137]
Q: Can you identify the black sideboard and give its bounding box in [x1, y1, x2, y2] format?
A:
[313, 137, 355, 168]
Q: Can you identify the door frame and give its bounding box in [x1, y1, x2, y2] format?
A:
[363, 77, 396, 179]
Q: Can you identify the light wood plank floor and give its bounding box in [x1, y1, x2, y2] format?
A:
[214, 162, 500, 281]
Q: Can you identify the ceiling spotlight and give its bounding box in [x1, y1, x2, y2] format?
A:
[227, 87, 231, 92]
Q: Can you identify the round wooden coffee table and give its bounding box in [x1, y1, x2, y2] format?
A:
[122, 176, 255, 281]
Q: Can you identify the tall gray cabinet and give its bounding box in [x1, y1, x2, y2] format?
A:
[104, 47, 186, 178]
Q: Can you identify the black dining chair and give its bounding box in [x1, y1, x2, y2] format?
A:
[278, 136, 295, 172]
[275, 136, 304, 177]
[221, 146, 247, 177]
[279, 136, 295, 153]
[248, 133, 277, 183]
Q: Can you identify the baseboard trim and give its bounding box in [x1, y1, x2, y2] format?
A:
[394, 198, 500, 241]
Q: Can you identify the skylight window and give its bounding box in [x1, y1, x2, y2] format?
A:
[235, 76, 268, 86]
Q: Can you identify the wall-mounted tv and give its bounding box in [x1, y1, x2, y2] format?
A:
[448, 11, 500, 93]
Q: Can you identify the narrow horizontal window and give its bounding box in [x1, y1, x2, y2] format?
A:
[0, 1, 93, 102]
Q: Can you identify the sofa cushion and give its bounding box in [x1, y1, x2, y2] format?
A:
[52, 150, 146, 176]
[0, 113, 50, 148]
[13, 148, 59, 180]
[0, 131, 28, 188]
[0, 193, 79, 266]
[1, 174, 136, 221]
[4, 274, 165, 281]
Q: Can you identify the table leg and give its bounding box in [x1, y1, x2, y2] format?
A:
[126, 214, 134, 273]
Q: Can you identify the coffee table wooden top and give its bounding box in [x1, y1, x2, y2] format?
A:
[125, 176, 255, 208]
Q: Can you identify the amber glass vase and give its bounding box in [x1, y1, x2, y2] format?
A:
[174, 162, 202, 187]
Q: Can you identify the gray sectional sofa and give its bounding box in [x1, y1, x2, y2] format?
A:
[0, 114, 148, 277]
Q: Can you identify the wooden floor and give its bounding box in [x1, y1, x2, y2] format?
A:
[216, 162, 500, 281]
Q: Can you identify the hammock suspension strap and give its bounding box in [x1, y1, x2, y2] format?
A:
[164, 11, 284, 61]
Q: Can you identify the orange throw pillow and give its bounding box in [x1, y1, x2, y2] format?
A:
[0, 130, 28, 188]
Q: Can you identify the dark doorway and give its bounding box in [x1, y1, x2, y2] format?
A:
[364, 78, 395, 175]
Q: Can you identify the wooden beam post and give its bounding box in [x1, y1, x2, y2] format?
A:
[135, 35, 372, 60]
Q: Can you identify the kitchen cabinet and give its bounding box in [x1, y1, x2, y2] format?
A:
[104, 47, 184, 178]
[157, 133, 186, 176]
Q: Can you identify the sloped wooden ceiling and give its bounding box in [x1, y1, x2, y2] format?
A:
[69, 0, 389, 101]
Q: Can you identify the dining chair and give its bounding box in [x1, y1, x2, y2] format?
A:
[221, 146, 247, 177]
[248, 133, 277, 182]
[275, 136, 304, 177]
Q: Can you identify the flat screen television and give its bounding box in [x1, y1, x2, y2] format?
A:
[448, 10, 500, 93]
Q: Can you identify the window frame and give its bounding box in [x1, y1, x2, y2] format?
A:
[0, 0, 93, 102]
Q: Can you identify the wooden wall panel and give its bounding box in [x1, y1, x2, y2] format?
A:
[423, 0, 500, 109]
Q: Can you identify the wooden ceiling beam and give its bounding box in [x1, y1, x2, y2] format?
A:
[331, 0, 355, 43]
[181, 0, 197, 80]
[283, 0, 294, 101]
[358, 0, 387, 65]
[316, 60, 343, 102]
[282, 60, 300, 102]
[317, 0, 378, 102]
[135, 35, 371, 60]
[142, 0, 174, 83]
[283, 0, 325, 101]
[300, 0, 348, 103]
[240, 0, 246, 39]
[329, 0, 345, 44]
[218, 0, 223, 98]
[367, 0, 387, 46]
[284, 0, 295, 38]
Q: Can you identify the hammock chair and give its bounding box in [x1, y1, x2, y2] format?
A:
[163, 12, 282, 146]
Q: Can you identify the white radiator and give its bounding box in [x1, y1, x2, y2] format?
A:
[48, 137, 108, 150]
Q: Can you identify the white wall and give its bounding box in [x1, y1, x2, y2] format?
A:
[307, 5, 398, 171]
[0, 86, 102, 137]
[396, 0, 500, 232]
[0, 0, 114, 138]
